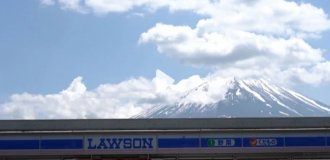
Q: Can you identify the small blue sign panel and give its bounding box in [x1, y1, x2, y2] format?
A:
[158, 138, 199, 148]
[41, 139, 83, 149]
[0, 140, 39, 150]
[285, 137, 326, 147]
[327, 137, 330, 146]
[201, 138, 241, 147]
[243, 137, 284, 147]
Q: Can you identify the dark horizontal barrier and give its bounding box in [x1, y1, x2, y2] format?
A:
[1, 118, 330, 131]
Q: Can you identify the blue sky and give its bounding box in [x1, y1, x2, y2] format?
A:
[0, 0, 208, 101]
[0, 0, 207, 100]
[0, 0, 330, 118]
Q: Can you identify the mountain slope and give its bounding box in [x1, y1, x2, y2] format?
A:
[134, 79, 330, 118]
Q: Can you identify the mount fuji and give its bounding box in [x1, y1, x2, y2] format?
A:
[134, 77, 330, 118]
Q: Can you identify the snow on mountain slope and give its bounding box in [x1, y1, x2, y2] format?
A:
[134, 78, 330, 118]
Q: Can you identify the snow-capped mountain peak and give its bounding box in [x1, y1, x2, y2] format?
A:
[134, 78, 330, 118]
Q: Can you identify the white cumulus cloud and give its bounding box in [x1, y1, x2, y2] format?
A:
[0, 76, 149, 119]
[138, 0, 330, 85]
[140, 23, 324, 67]
[0, 70, 236, 119]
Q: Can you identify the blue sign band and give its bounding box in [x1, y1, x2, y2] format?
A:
[0, 140, 39, 150]
[285, 137, 326, 147]
[158, 138, 199, 148]
[41, 139, 83, 149]
[1, 136, 330, 150]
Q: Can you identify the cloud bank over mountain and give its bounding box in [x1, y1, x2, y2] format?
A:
[0, 70, 231, 119]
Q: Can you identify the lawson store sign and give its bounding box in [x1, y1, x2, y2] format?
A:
[0, 135, 329, 151]
[86, 137, 154, 149]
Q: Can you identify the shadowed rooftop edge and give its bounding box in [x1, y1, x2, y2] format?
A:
[0, 117, 330, 132]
